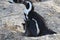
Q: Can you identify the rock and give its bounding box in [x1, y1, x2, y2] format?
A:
[53, 0, 60, 6]
[0, 0, 60, 33]
[0, 27, 60, 40]
[0, 0, 51, 3]
[0, 0, 60, 40]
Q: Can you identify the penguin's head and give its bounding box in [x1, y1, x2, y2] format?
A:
[8, 0, 34, 11]
[23, 1, 31, 9]
[8, 0, 34, 16]
[23, 1, 34, 15]
[23, 1, 34, 10]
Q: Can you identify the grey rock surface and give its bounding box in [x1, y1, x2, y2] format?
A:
[0, 0, 60, 40]
[53, 0, 60, 6]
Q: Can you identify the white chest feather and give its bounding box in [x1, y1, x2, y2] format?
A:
[24, 8, 29, 15]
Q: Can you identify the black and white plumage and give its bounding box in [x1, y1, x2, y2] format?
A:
[23, 1, 56, 37]
[10, 0, 56, 37]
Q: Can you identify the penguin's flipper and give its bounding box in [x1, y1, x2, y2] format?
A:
[28, 19, 38, 36]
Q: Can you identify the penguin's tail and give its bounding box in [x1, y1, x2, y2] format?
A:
[38, 29, 57, 36]
[46, 29, 57, 34]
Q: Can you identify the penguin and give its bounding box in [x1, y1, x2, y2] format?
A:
[9, 0, 56, 37]
[22, 1, 56, 37]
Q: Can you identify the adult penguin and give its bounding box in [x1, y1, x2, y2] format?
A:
[23, 1, 56, 37]
[9, 0, 56, 37]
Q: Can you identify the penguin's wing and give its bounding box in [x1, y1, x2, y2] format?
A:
[28, 19, 40, 36]
[28, 19, 37, 36]
[32, 18, 40, 34]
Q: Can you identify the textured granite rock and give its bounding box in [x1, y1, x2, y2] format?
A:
[0, 0, 60, 33]
[0, 0, 60, 40]
[53, 0, 60, 6]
